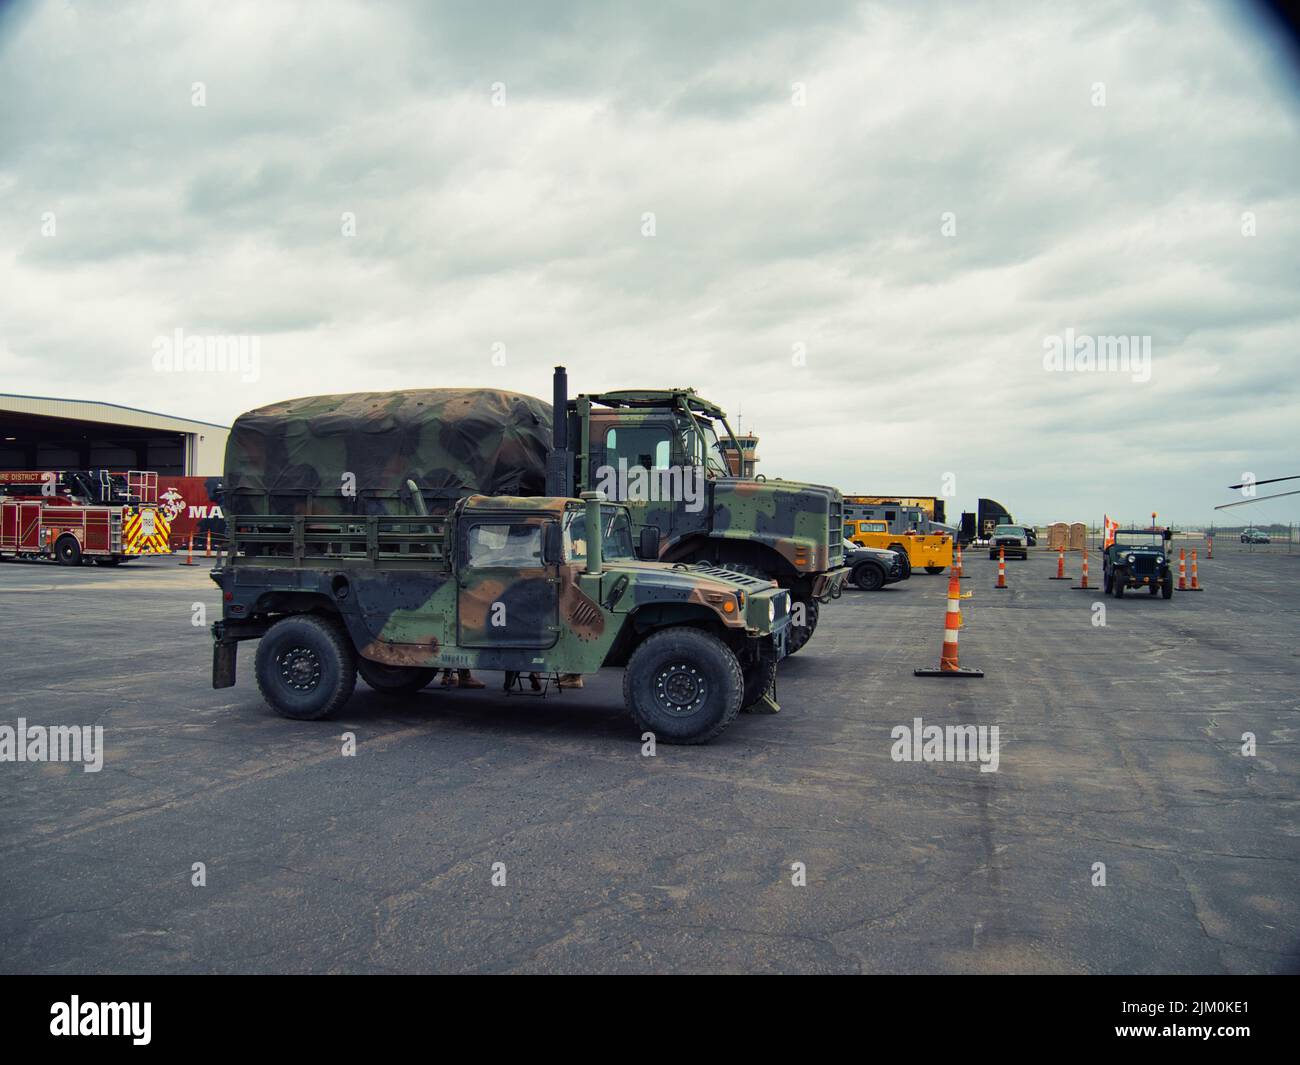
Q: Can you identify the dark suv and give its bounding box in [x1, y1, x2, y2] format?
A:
[843, 540, 909, 591]
[1103, 529, 1174, 599]
[988, 524, 1029, 560]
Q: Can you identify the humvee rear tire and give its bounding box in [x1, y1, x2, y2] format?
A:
[623, 628, 743, 744]
[786, 595, 818, 655]
[358, 659, 437, 695]
[255, 615, 356, 720]
[55, 536, 82, 566]
[852, 562, 885, 591]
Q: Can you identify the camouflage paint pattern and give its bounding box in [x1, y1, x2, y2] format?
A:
[218, 495, 790, 677]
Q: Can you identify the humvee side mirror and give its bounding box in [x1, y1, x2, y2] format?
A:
[543, 522, 564, 565]
[638, 526, 661, 560]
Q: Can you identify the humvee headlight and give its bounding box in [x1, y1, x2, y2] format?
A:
[1156, 555, 1164, 564]
[1127, 554, 1136, 564]
[768, 600, 776, 624]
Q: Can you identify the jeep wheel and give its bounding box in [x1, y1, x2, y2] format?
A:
[786, 595, 818, 654]
[740, 652, 778, 713]
[1103, 570, 1113, 594]
[254, 615, 357, 720]
[55, 536, 82, 566]
[1113, 575, 1124, 598]
[924, 565, 945, 574]
[623, 628, 743, 744]
[989, 550, 997, 560]
[852, 562, 885, 591]
[1162, 575, 1174, 599]
[358, 658, 436, 695]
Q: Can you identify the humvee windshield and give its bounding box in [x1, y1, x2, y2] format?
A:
[564, 505, 637, 563]
[1113, 531, 1164, 550]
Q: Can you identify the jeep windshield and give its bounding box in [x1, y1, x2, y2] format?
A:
[564, 505, 637, 563]
[1113, 531, 1164, 550]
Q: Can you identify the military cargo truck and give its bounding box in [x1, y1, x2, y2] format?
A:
[546, 367, 848, 654]
[212, 392, 791, 743]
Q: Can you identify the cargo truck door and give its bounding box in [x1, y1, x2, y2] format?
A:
[456, 517, 559, 649]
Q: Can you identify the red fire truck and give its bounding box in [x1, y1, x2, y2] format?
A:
[0, 470, 172, 565]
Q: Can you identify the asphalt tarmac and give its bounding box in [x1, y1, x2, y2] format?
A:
[1, 544, 1295, 973]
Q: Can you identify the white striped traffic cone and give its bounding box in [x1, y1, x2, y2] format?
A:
[915, 571, 984, 677]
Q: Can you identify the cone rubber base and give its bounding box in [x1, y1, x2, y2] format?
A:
[914, 667, 984, 677]
[1049, 576, 1070, 580]
[1071, 585, 1092, 590]
[1182, 587, 1203, 592]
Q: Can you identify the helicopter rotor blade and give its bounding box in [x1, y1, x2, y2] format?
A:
[1214, 489, 1300, 510]
[1226, 475, 1300, 490]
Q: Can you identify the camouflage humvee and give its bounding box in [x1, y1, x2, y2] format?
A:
[547, 367, 848, 654]
[211, 492, 791, 744]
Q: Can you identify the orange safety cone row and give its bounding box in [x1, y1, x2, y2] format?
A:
[1072, 548, 1091, 590]
[1177, 547, 1187, 590]
[180, 534, 196, 566]
[1185, 549, 1203, 591]
[915, 571, 984, 678]
[994, 546, 1007, 589]
[1049, 547, 1069, 579]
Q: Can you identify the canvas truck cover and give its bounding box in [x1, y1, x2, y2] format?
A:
[224, 389, 553, 516]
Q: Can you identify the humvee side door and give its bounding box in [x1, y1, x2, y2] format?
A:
[456, 515, 559, 649]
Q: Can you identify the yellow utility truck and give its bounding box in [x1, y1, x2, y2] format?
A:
[843, 519, 953, 574]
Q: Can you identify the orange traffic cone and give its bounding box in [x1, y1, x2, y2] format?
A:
[180, 535, 196, 566]
[1207, 537, 1213, 559]
[204, 531, 212, 558]
[1177, 548, 1187, 590]
[915, 571, 984, 678]
[1072, 547, 1091, 590]
[1049, 547, 1069, 579]
[955, 542, 969, 580]
[1185, 549, 1203, 591]
[994, 546, 1007, 589]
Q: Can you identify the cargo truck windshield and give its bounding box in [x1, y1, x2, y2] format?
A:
[564, 506, 636, 563]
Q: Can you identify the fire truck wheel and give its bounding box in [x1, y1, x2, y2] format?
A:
[54, 536, 82, 566]
[357, 659, 437, 695]
[254, 615, 356, 720]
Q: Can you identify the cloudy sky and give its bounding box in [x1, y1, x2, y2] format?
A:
[1, 0, 1298, 525]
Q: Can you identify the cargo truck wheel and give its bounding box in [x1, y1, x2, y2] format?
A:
[254, 615, 356, 720]
[623, 628, 742, 744]
[55, 536, 82, 566]
[852, 562, 885, 591]
[785, 595, 818, 654]
[357, 659, 437, 695]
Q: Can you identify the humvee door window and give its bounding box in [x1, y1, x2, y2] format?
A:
[466, 523, 543, 567]
[605, 427, 670, 470]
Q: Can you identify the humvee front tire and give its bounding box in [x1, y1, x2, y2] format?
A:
[623, 628, 743, 744]
[358, 659, 436, 695]
[255, 615, 356, 720]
